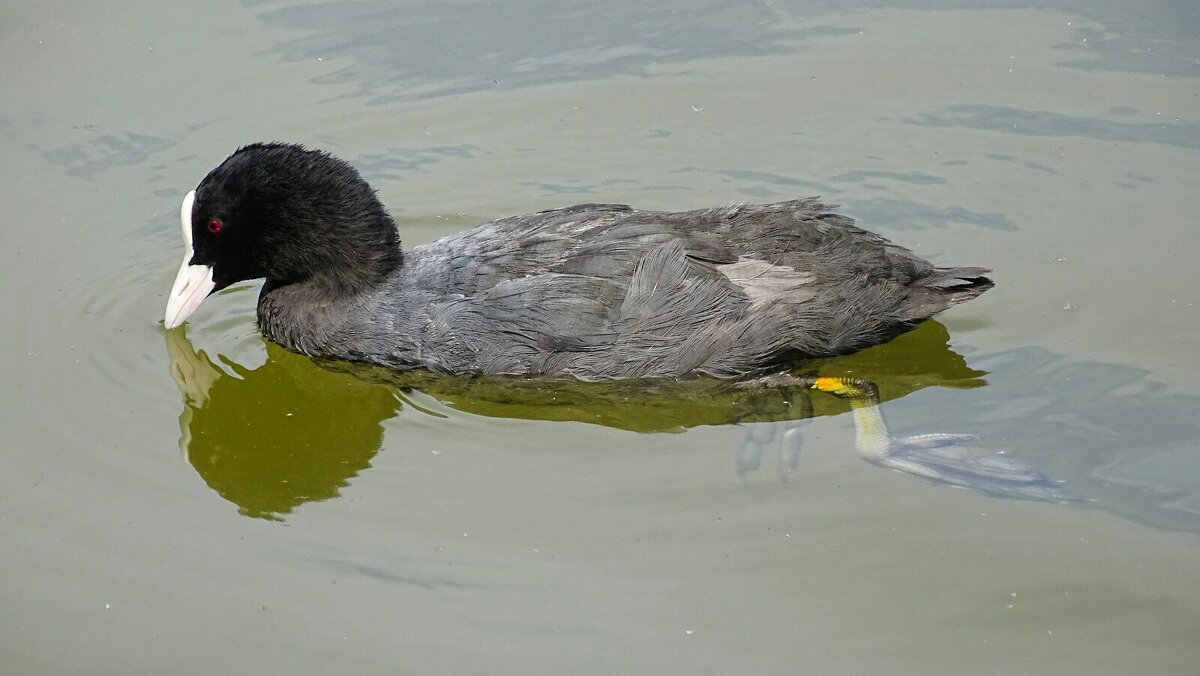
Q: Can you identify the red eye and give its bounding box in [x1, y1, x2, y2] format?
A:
[207, 218, 223, 234]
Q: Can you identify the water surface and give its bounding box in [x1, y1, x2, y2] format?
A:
[2, 1, 1198, 673]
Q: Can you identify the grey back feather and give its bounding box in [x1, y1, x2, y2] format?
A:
[260, 199, 992, 379]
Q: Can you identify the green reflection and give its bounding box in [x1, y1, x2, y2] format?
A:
[367, 320, 987, 431]
[167, 329, 400, 520]
[166, 321, 985, 519]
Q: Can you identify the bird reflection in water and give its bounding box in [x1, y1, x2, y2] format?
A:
[165, 321, 1067, 520]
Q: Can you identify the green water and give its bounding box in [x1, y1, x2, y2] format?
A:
[2, 1, 1198, 673]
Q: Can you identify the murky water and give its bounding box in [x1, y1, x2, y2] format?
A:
[2, 1, 1198, 673]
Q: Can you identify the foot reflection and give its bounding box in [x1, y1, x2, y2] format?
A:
[811, 376, 1069, 502]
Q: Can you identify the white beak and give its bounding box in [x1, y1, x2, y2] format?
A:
[164, 190, 216, 329]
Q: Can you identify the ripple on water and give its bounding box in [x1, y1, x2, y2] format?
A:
[2, 222, 272, 514]
[68, 226, 264, 400]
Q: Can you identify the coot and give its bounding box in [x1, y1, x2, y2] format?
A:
[164, 143, 991, 381]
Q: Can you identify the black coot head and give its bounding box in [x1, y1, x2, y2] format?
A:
[165, 143, 401, 329]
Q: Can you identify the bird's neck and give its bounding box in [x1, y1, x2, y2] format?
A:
[256, 279, 350, 356]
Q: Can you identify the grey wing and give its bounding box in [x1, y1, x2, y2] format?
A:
[406, 204, 639, 297]
[418, 272, 623, 376]
[422, 239, 813, 379]
[602, 240, 799, 378]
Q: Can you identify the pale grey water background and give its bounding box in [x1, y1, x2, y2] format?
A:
[2, 0, 1199, 673]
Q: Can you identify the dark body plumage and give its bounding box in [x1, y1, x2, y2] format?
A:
[176, 143, 992, 381]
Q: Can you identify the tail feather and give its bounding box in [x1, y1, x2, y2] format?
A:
[902, 266, 993, 320]
[927, 267, 993, 302]
[921, 266, 990, 288]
